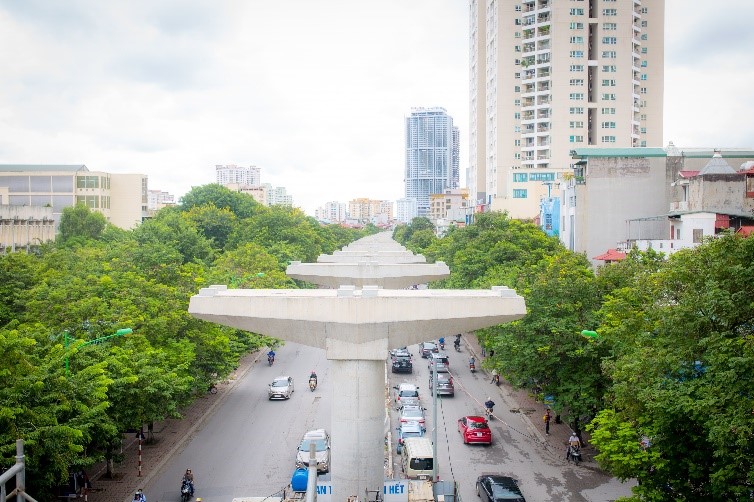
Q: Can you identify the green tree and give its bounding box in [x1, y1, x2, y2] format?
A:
[590, 233, 754, 500]
[57, 204, 109, 244]
[178, 184, 261, 219]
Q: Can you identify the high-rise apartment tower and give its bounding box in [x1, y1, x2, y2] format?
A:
[469, 0, 664, 218]
[405, 107, 460, 217]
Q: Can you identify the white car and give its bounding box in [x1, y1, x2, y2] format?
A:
[393, 383, 420, 407]
[268, 376, 294, 400]
[295, 429, 331, 473]
[399, 405, 426, 426]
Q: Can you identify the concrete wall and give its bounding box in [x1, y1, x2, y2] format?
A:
[0, 205, 56, 251]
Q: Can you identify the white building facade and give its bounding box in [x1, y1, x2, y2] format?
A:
[469, 0, 664, 218]
[396, 198, 418, 224]
[216, 164, 261, 187]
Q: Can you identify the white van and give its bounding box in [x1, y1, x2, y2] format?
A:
[400, 437, 434, 479]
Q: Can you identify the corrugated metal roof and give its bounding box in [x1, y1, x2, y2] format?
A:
[0, 164, 89, 172]
[677, 148, 754, 158]
[570, 148, 667, 158]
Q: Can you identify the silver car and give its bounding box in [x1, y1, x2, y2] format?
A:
[295, 429, 331, 473]
[268, 376, 294, 400]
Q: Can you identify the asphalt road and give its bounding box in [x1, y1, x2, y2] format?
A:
[144, 341, 634, 502]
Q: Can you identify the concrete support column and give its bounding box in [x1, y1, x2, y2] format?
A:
[329, 358, 385, 502]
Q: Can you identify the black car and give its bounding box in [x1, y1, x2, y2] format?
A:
[419, 342, 439, 358]
[476, 475, 526, 502]
[392, 356, 413, 374]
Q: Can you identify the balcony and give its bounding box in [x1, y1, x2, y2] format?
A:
[537, 123, 550, 132]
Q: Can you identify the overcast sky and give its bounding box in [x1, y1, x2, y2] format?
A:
[1, 1, 753, 215]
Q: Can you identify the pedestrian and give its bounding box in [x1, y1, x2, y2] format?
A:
[543, 408, 552, 435]
[481, 346, 486, 357]
[490, 369, 499, 385]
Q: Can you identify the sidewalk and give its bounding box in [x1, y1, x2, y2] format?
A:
[83, 351, 260, 502]
[461, 333, 598, 469]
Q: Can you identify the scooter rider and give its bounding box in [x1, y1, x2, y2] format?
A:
[438, 337, 445, 350]
[453, 334, 461, 351]
[469, 356, 476, 371]
[267, 349, 276, 363]
[309, 370, 318, 388]
[567, 432, 581, 459]
[484, 397, 495, 419]
[182, 469, 194, 496]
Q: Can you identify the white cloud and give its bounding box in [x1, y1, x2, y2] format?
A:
[1, 1, 752, 214]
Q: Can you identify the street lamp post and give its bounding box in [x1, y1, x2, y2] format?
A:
[65, 328, 133, 375]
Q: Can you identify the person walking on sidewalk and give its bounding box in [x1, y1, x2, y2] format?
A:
[543, 408, 552, 435]
[490, 369, 500, 385]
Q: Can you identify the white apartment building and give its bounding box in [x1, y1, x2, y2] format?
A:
[315, 201, 348, 223]
[348, 198, 393, 224]
[147, 190, 175, 211]
[216, 164, 261, 187]
[396, 198, 418, 224]
[469, 0, 664, 219]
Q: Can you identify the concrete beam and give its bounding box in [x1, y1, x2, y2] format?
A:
[317, 251, 427, 264]
[188, 285, 526, 351]
[285, 261, 450, 289]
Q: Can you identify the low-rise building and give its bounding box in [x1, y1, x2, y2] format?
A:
[0, 164, 147, 230]
[0, 205, 56, 252]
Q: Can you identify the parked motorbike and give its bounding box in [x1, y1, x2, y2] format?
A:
[309, 377, 317, 392]
[566, 445, 582, 465]
[180, 480, 193, 502]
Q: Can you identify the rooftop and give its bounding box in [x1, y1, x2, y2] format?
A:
[0, 164, 89, 172]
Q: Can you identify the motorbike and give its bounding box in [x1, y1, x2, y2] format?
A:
[469, 361, 476, 373]
[566, 445, 582, 465]
[180, 479, 193, 502]
[454, 340, 461, 352]
[267, 354, 275, 366]
[309, 377, 317, 392]
[484, 406, 494, 421]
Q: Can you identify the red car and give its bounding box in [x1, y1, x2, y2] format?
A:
[457, 416, 492, 445]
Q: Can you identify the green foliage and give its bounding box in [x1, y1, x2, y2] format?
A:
[178, 184, 260, 219]
[590, 234, 754, 500]
[57, 204, 109, 244]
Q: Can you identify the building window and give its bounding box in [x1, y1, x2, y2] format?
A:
[514, 85, 520, 92]
[570, 36, 584, 43]
[570, 121, 584, 128]
[692, 228, 703, 243]
[569, 22, 584, 29]
[513, 189, 528, 198]
[515, 4, 521, 11]
[640, 87, 648, 94]
[602, 107, 616, 114]
[640, 141, 647, 147]
[641, 74, 647, 80]
[641, 60, 648, 67]
[514, 99, 521, 106]
[569, 135, 584, 143]
[641, 34, 648, 40]
[602, 135, 616, 143]
[602, 65, 617, 73]
[569, 107, 584, 114]
[514, 112, 521, 119]
[602, 51, 617, 58]
[603, 8, 617, 15]
[513, 173, 528, 182]
[529, 172, 555, 181]
[570, 8, 584, 15]
[570, 93, 584, 100]
[603, 23, 617, 30]
[514, 139, 521, 146]
[641, 47, 647, 54]
[602, 79, 616, 86]
[641, 7, 648, 13]
[76, 176, 99, 189]
[570, 50, 584, 58]
[570, 64, 584, 71]
[640, 114, 647, 120]
[641, 20, 648, 27]
[640, 127, 647, 133]
[515, 72, 521, 79]
[514, 153, 521, 159]
[602, 93, 616, 100]
[602, 37, 617, 44]
[601, 121, 616, 128]
[570, 79, 584, 86]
